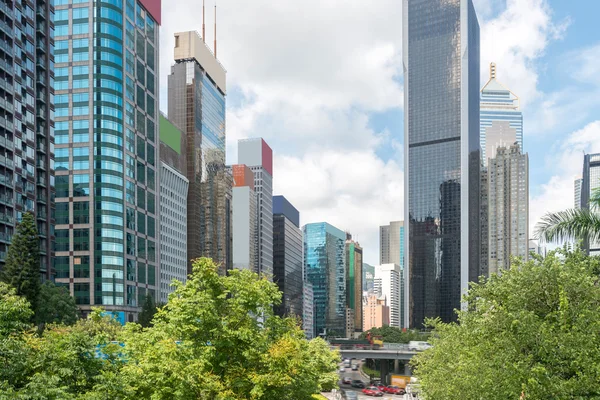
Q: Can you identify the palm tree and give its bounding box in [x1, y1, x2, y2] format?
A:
[535, 189, 600, 244]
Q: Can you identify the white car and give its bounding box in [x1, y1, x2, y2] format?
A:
[339, 366, 346, 373]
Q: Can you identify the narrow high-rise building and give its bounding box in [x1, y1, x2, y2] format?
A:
[403, 0, 480, 327]
[159, 115, 188, 303]
[272, 195, 303, 318]
[238, 138, 273, 279]
[374, 263, 401, 328]
[581, 154, 600, 255]
[480, 63, 523, 166]
[231, 164, 257, 271]
[303, 282, 314, 339]
[379, 221, 405, 327]
[168, 31, 231, 274]
[488, 144, 529, 274]
[304, 222, 346, 338]
[345, 234, 363, 333]
[54, 0, 161, 320]
[362, 263, 375, 294]
[574, 178, 583, 209]
[0, 0, 55, 278]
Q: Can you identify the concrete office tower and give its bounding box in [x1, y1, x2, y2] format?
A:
[363, 294, 389, 331]
[272, 195, 303, 318]
[232, 164, 257, 271]
[488, 144, 529, 274]
[304, 222, 346, 338]
[158, 115, 188, 304]
[345, 307, 354, 338]
[303, 282, 314, 340]
[581, 154, 600, 255]
[528, 239, 547, 258]
[575, 178, 583, 209]
[374, 263, 401, 328]
[53, 0, 161, 321]
[238, 138, 273, 279]
[480, 63, 523, 166]
[0, 0, 55, 278]
[362, 263, 375, 294]
[379, 221, 405, 327]
[345, 234, 363, 333]
[403, 0, 480, 327]
[168, 31, 232, 274]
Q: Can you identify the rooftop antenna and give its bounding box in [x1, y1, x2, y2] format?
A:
[214, 0, 217, 58]
[202, 0, 205, 43]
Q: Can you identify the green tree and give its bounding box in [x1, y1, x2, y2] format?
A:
[35, 281, 78, 327]
[138, 293, 157, 328]
[535, 188, 600, 243]
[412, 247, 600, 400]
[0, 212, 40, 314]
[359, 326, 429, 343]
[113, 257, 339, 399]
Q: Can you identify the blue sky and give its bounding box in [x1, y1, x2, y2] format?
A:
[160, 0, 600, 265]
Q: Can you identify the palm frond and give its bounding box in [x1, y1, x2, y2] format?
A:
[534, 208, 600, 244]
[591, 187, 600, 210]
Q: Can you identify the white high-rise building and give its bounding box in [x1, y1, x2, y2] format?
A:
[374, 264, 401, 328]
[238, 139, 274, 280]
[159, 163, 189, 303]
[488, 144, 529, 274]
[575, 178, 583, 209]
[231, 164, 257, 271]
[303, 283, 314, 339]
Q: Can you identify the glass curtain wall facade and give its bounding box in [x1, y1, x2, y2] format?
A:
[272, 196, 303, 318]
[403, 0, 480, 327]
[167, 32, 231, 274]
[0, 0, 55, 278]
[304, 222, 346, 338]
[581, 153, 600, 255]
[54, 0, 160, 320]
[345, 236, 362, 332]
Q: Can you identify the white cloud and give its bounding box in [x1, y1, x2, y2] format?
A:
[530, 121, 600, 239]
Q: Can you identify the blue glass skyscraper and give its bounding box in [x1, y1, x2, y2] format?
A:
[53, 0, 161, 321]
[303, 222, 346, 338]
[480, 63, 523, 166]
[403, 0, 480, 327]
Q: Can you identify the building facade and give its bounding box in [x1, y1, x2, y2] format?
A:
[53, 0, 161, 320]
[379, 221, 405, 327]
[0, 0, 55, 278]
[362, 263, 375, 294]
[403, 0, 480, 327]
[167, 31, 231, 274]
[303, 282, 314, 340]
[575, 178, 582, 209]
[345, 234, 362, 333]
[488, 144, 529, 274]
[158, 115, 188, 304]
[581, 153, 600, 255]
[480, 63, 523, 166]
[272, 195, 303, 318]
[374, 263, 401, 328]
[238, 138, 273, 279]
[304, 222, 346, 338]
[231, 164, 256, 271]
[363, 294, 389, 331]
[528, 239, 547, 258]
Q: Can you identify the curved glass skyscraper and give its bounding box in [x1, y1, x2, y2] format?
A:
[403, 0, 480, 327]
[54, 0, 161, 322]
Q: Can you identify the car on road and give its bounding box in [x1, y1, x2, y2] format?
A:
[362, 386, 384, 397]
[351, 380, 366, 388]
[341, 377, 352, 384]
[339, 366, 346, 373]
[351, 364, 358, 371]
[383, 385, 406, 395]
[346, 392, 358, 400]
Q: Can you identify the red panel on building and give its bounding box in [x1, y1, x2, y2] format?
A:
[139, 0, 161, 25]
[232, 164, 254, 190]
[261, 139, 273, 176]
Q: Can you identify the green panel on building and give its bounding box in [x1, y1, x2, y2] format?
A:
[159, 114, 182, 155]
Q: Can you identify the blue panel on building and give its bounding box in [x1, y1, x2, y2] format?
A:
[273, 195, 300, 227]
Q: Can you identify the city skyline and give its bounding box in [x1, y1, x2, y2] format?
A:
[156, 0, 596, 265]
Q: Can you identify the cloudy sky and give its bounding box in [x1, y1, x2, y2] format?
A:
[159, 0, 600, 265]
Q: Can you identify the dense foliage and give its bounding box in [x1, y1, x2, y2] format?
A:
[137, 293, 157, 328]
[413, 247, 600, 400]
[35, 281, 79, 327]
[0, 258, 339, 399]
[359, 326, 429, 344]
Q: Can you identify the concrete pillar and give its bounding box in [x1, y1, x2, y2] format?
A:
[404, 363, 411, 376]
[394, 359, 400, 374]
[380, 360, 389, 385]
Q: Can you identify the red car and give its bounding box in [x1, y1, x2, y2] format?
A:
[383, 385, 406, 395]
[362, 386, 384, 397]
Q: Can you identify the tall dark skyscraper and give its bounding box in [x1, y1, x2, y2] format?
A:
[0, 0, 55, 279]
[403, 0, 480, 327]
[168, 31, 232, 274]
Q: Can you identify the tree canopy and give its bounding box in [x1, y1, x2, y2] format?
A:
[359, 326, 429, 344]
[0, 257, 339, 399]
[412, 247, 600, 400]
[35, 281, 79, 327]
